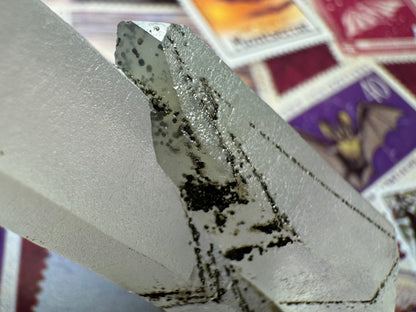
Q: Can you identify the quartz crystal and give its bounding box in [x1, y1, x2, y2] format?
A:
[0, 0, 398, 310]
[115, 21, 398, 312]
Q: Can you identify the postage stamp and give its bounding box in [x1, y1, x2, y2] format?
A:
[313, 0, 416, 56]
[383, 62, 416, 97]
[278, 61, 416, 194]
[374, 182, 416, 272]
[179, 0, 330, 67]
[250, 43, 340, 107]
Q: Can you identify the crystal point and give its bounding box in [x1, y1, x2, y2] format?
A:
[115, 21, 398, 312]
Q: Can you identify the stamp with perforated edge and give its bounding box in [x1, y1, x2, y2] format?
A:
[373, 181, 416, 273]
[313, 0, 416, 56]
[179, 0, 330, 68]
[249, 42, 342, 109]
[277, 61, 416, 196]
[382, 61, 416, 97]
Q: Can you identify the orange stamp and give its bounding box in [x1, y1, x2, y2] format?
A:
[180, 0, 329, 67]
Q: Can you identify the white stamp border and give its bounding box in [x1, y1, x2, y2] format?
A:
[179, 0, 331, 68]
[376, 53, 416, 65]
[277, 59, 416, 119]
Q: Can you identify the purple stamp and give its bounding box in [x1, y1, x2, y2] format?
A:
[279, 62, 416, 192]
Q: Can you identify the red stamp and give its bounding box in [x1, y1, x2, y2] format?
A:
[313, 0, 416, 55]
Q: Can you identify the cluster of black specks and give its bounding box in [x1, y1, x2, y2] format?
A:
[181, 174, 248, 213]
[179, 122, 201, 148]
[251, 218, 288, 234]
[266, 237, 294, 248]
[224, 235, 294, 262]
[225, 246, 257, 261]
[140, 288, 208, 307]
[214, 210, 227, 227]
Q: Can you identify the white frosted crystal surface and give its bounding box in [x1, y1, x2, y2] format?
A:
[0, 0, 198, 295]
[115, 21, 398, 311]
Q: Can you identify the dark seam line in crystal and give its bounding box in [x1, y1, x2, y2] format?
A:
[188, 214, 229, 303]
[231, 280, 253, 312]
[141, 297, 207, 305]
[139, 289, 208, 298]
[139, 288, 211, 307]
[230, 134, 274, 207]
[228, 132, 300, 240]
[137, 217, 214, 306]
[251, 124, 395, 240]
[191, 77, 245, 182]
[278, 256, 398, 306]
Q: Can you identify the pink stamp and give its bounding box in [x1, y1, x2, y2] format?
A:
[313, 0, 416, 55]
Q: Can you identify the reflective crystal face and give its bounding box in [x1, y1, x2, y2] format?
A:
[116, 21, 299, 266]
[115, 22, 398, 311]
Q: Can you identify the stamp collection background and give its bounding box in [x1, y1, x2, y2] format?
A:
[1, 0, 416, 311]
